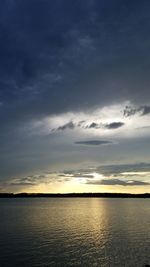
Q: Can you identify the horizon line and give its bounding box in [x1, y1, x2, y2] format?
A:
[0, 192, 150, 198]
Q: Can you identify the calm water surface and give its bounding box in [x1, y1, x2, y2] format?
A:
[0, 198, 150, 267]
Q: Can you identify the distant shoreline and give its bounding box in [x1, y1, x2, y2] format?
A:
[0, 193, 150, 198]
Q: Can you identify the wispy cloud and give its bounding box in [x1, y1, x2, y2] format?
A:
[75, 140, 113, 146]
[86, 179, 150, 186]
[58, 174, 94, 178]
[97, 163, 150, 176]
[8, 173, 63, 187]
[58, 163, 150, 187]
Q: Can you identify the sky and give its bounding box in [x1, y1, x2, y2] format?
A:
[1, 0, 150, 193]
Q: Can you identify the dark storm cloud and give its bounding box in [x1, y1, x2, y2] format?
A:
[1, 0, 150, 127]
[86, 179, 150, 186]
[75, 140, 113, 146]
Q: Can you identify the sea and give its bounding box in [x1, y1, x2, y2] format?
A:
[0, 198, 150, 267]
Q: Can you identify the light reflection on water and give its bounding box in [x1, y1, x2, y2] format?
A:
[0, 198, 150, 267]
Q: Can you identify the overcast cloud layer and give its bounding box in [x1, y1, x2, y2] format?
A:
[1, 0, 150, 192]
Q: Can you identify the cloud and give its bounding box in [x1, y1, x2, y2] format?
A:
[75, 140, 113, 146]
[51, 119, 125, 132]
[55, 121, 75, 131]
[59, 163, 150, 187]
[77, 120, 86, 127]
[58, 174, 94, 178]
[9, 175, 40, 186]
[85, 121, 125, 130]
[142, 106, 150, 115]
[60, 163, 150, 178]
[123, 106, 139, 117]
[8, 170, 94, 188]
[62, 168, 96, 175]
[97, 163, 150, 176]
[8, 173, 61, 187]
[87, 122, 99, 129]
[104, 122, 125, 129]
[86, 179, 150, 186]
[3, 162, 150, 191]
[123, 105, 150, 117]
[137, 125, 150, 130]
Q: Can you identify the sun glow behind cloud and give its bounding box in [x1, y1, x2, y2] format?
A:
[2, 163, 150, 194]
